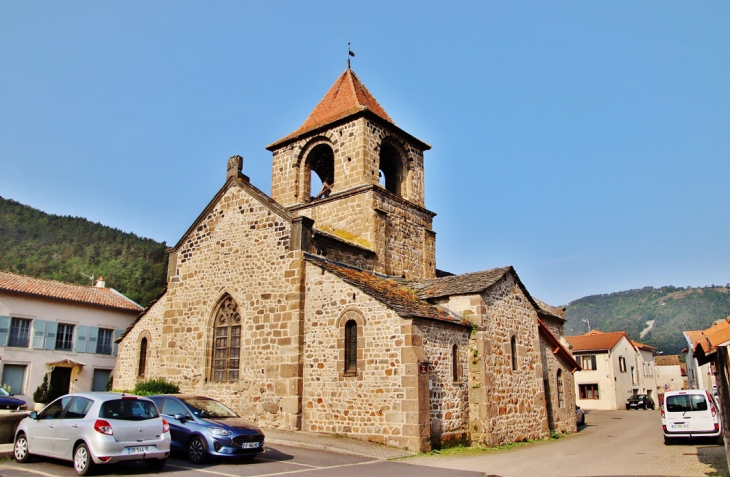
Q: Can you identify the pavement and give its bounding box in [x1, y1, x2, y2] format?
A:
[0, 427, 415, 461]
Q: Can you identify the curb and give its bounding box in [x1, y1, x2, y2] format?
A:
[265, 438, 390, 460]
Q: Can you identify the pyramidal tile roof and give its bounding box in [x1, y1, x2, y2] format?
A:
[655, 354, 681, 366]
[565, 329, 634, 353]
[268, 68, 395, 149]
[0, 271, 143, 312]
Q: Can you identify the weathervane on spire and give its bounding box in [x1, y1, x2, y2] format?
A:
[347, 42, 355, 69]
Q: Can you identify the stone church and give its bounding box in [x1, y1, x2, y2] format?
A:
[115, 67, 579, 452]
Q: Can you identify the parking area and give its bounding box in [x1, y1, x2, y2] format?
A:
[0, 442, 484, 477]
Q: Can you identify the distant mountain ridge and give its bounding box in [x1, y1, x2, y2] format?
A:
[565, 285, 730, 355]
[0, 196, 167, 306]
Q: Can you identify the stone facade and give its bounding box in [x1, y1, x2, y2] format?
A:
[115, 67, 578, 453]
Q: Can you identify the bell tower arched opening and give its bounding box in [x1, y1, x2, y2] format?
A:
[378, 142, 406, 197]
[304, 144, 335, 201]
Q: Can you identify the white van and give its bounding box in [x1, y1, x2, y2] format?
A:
[661, 389, 722, 445]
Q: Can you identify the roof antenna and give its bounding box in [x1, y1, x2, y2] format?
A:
[347, 42, 355, 69]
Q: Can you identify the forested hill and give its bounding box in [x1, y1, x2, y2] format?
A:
[0, 196, 168, 307]
[565, 285, 730, 355]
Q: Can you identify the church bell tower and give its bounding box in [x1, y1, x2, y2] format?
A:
[267, 67, 436, 280]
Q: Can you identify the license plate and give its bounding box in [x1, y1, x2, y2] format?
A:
[671, 423, 689, 429]
[242, 442, 259, 449]
[127, 446, 153, 454]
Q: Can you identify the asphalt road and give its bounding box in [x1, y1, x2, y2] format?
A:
[399, 409, 729, 477]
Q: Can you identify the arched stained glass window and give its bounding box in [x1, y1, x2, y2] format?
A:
[212, 296, 241, 382]
[344, 320, 357, 374]
[138, 337, 147, 377]
[511, 336, 517, 370]
[452, 345, 459, 382]
[557, 369, 564, 408]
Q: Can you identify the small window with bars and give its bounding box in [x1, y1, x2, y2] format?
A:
[55, 323, 75, 351]
[8, 318, 31, 348]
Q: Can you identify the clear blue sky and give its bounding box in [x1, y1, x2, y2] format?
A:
[1, 2, 728, 306]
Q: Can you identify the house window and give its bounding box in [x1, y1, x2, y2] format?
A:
[619, 356, 626, 373]
[510, 336, 517, 370]
[631, 366, 636, 385]
[452, 345, 459, 382]
[8, 318, 31, 348]
[211, 296, 241, 382]
[580, 355, 597, 370]
[96, 328, 113, 355]
[55, 324, 74, 351]
[579, 383, 599, 399]
[557, 369, 564, 408]
[344, 320, 358, 374]
[138, 338, 148, 377]
[1, 364, 26, 395]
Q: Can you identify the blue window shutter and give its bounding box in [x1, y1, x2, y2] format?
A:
[113, 330, 123, 355]
[76, 325, 88, 353]
[0, 316, 10, 347]
[88, 327, 99, 354]
[32, 320, 46, 349]
[45, 322, 58, 350]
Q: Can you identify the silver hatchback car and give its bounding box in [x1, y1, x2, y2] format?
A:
[14, 392, 171, 475]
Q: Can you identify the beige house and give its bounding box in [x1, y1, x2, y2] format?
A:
[684, 330, 716, 391]
[0, 272, 142, 406]
[655, 355, 686, 396]
[567, 330, 647, 410]
[115, 67, 578, 451]
[632, 340, 659, 399]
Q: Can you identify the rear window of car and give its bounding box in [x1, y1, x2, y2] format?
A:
[666, 394, 708, 413]
[99, 399, 159, 421]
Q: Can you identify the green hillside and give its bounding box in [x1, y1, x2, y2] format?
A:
[0, 196, 168, 307]
[565, 285, 730, 355]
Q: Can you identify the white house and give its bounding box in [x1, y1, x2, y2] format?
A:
[632, 340, 659, 399]
[0, 271, 142, 406]
[684, 330, 716, 391]
[566, 330, 642, 410]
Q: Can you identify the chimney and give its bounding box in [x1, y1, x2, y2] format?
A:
[95, 277, 105, 288]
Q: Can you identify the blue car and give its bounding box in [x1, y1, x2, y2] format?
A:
[0, 388, 27, 411]
[148, 395, 264, 463]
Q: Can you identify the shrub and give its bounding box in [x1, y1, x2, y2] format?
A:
[33, 374, 51, 403]
[132, 378, 180, 396]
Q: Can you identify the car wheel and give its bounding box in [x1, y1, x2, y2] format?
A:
[74, 443, 96, 476]
[13, 433, 31, 463]
[145, 458, 167, 470]
[187, 436, 207, 464]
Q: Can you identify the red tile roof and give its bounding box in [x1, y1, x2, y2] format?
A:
[654, 355, 681, 366]
[691, 317, 730, 357]
[565, 330, 634, 353]
[268, 68, 395, 149]
[0, 271, 142, 312]
[631, 340, 658, 352]
[684, 330, 705, 348]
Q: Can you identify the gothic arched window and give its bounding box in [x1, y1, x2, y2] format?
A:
[344, 320, 357, 374]
[138, 337, 147, 378]
[511, 335, 517, 370]
[212, 296, 242, 382]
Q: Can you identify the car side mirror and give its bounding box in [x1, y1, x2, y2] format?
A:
[29, 411, 38, 420]
[173, 414, 188, 422]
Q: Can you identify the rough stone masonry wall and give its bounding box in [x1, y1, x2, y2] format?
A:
[302, 262, 428, 451]
[115, 298, 166, 390]
[469, 275, 549, 446]
[539, 335, 577, 433]
[270, 116, 425, 208]
[417, 319, 471, 448]
[117, 184, 304, 429]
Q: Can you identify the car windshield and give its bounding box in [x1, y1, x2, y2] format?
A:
[99, 399, 159, 421]
[182, 398, 239, 418]
[0, 388, 11, 397]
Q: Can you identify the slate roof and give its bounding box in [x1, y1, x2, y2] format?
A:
[654, 355, 681, 366]
[533, 298, 566, 321]
[565, 330, 634, 353]
[305, 255, 466, 326]
[0, 271, 142, 312]
[411, 267, 513, 300]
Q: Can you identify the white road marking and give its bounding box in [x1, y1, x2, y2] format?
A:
[0, 465, 64, 477]
[168, 459, 381, 477]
